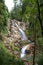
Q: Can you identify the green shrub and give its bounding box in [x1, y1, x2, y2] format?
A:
[38, 55, 43, 65]
[0, 41, 24, 65]
[38, 38, 43, 48]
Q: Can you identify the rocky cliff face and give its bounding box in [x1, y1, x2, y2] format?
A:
[4, 19, 27, 58]
[3, 19, 34, 65]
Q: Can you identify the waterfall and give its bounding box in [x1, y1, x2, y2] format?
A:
[21, 45, 28, 58]
[15, 23, 28, 41]
[15, 23, 33, 58]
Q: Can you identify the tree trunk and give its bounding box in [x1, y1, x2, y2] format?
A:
[9, 20, 12, 34]
[33, 19, 37, 65]
[33, 41, 36, 65]
[37, 0, 43, 37]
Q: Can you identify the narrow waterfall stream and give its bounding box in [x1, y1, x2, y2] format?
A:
[15, 23, 28, 41]
[21, 45, 29, 58]
[15, 23, 33, 58]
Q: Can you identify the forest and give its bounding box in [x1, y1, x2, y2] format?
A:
[0, 0, 43, 65]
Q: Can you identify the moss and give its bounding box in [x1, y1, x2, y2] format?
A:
[14, 46, 20, 51]
[0, 41, 24, 65]
[20, 41, 28, 47]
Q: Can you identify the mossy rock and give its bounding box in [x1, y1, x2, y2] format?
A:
[0, 41, 24, 65]
[14, 46, 20, 51]
[20, 41, 28, 47]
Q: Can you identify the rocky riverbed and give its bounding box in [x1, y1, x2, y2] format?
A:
[3, 19, 33, 65]
[4, 19, 27, 57]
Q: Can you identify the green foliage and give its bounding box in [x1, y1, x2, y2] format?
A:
[9, 41, 20, 51]
[20, 41, 28, 47]
[0, 0, 9, 32]
[38, 58, 43, 65]
[14, 46, 20, 51]
[37, 37, 43, 49]
[10, 0, 22, 21]
[0, 0, 4, 3]
[37, 54, 43, 65]
[0, 41, 24, 65]
[10, 5, 22, 21]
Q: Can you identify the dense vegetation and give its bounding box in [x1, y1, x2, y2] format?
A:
[0, 41, 24, 65]
[0, 0, 9, 32]
[10, 0, 43, 65]
[0, 0, 24, 65]
[0, 0, 43, 65]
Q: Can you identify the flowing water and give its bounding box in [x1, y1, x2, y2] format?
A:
[15, 23, 32, 58]
[15, 23, 28, 41]
[21, 45, 28, 58]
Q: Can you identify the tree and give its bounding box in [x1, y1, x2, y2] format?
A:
[10, 0, 22, 21]
[37, 0, 43, 36]
[0, 0, 8, 32]
[21, 0, 43, 65]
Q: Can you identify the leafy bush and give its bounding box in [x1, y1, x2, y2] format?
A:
[38, 55, 43, 65]
[0, 41, 24, 65]
[38, 38, 43, 49]
[0, 0, 9, 32]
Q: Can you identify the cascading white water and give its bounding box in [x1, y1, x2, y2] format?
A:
[15, 23, 28, 41]
[15, 23, 33, 58]
[21, 45, 28, 58]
